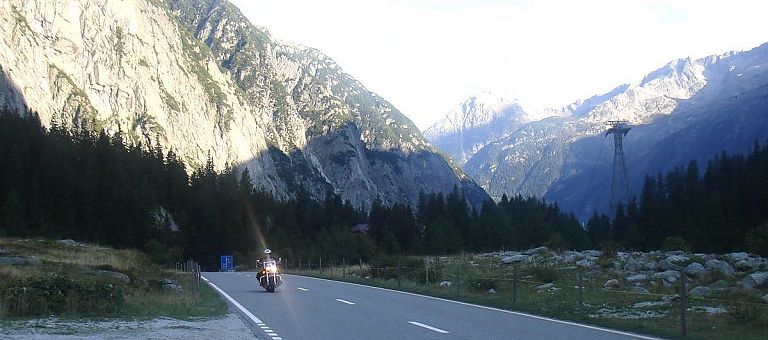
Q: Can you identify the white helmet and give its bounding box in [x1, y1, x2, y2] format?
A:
[264, 248, 272, 254]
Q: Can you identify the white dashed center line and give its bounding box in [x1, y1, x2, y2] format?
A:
[409, 321, 450, 334]
[335, 298, 355, 305]
[297, 287, 309, 291]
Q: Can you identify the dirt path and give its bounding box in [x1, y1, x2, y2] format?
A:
[0, 313, 258, 339]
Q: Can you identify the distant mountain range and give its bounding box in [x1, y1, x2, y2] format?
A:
[0, 0, 488, 209]
[426, 43, 768, 219]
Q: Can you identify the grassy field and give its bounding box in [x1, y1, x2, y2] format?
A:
[0, 238, 227, 320]
[285, 255, 768, 339]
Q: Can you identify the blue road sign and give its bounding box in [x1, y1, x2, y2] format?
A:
[220, 255, 233, 272]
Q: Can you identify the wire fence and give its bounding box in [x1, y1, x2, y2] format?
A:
[176, 259, 202, 291]
[282, 256, 768, 339]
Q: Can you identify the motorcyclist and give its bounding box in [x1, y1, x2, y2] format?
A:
[256, 248, 280, 284]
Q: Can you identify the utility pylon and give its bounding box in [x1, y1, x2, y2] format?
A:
[605, 120, 631, 216]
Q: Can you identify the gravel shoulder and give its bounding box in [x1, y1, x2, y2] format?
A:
[0, 313, 257, 339]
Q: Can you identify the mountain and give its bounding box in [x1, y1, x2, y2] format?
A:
[456, 44, 768, 218]
[423, 92, 532, 165]
[0, 0, 488, 209]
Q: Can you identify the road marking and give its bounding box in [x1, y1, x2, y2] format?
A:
[335, 298, 355, 305]
[201, 275, 263, 324]
[203, 274, 282, 340]
[289, 275, 658, 339]
[409, 321, 450, 334]
[297, 287, 309, 291]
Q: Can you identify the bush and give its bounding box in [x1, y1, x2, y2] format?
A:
[0, 273, 124, 317]
[745, 223, 768, 257]
[660, 236, 691, 252]
[530, 265, 558, 283]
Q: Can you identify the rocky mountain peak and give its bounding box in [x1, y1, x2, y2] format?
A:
[459, 43, 768, 218]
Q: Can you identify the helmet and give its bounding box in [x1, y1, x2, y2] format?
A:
[264, 248, 272, 254]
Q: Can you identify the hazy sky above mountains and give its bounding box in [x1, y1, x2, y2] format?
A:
[229, 0, 767, 129]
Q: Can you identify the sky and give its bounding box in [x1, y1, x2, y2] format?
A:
[228, 0, 768, 129]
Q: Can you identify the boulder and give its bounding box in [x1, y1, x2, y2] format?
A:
[0, 248, 10, 255]
[709, 280, 731, 289]
[604, 279, 620, 289]
[576, 259, 595, 268]
[735, 259, 762, 272]
[684, 263, 707, 277]
[688, 286, 711, 297]
[739, 272, 768, 288]
[487, 289, 497, 294]
[523, 247, 549, 255]
[501, 255, 529, 264]
[58, 239, 85, 247]
[762, 294, 768, 303]
[725, 252, 750, 263]
[626, 274, 648, 284]
[563, 251, 582, 263]
[439, 281, 452, 288]
[0, 256, 40, 266]
[659, 255, 689, 271]
[95, 270, 131, 284]
[623, 259, 644, 272]
[629, 286, 650, 294]
[161, 279, 183, 293]
[581, 250, 602, 258]
[537, 283, 555, 290]
[706, 259, 736, 276]
[652, 270, 680, 285]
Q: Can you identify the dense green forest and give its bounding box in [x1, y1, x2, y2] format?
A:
[587, 142, 768, 255]
[1, 110, 767, 267]
[0, 111, 588, 265]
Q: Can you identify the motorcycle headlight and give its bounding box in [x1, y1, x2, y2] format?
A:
[266, 265, 277, 273]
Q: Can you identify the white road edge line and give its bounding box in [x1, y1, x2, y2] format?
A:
[409, 321, 450, 334]
[288, 275, 657, 340]
[297, 287, 309, 291]
[201, 275, 263, 325]
[335, 298, 355, 305]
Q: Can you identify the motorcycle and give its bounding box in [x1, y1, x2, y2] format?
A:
[257, 249, 282, 293]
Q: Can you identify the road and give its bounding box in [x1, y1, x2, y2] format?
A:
[202, 272, 656, 340]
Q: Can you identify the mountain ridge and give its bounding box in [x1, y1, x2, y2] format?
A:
[0, 0, 489, 210]
[426, 43, 768, 218]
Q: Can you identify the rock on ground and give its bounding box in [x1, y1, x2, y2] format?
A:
[688, 286, 711, 297]
[603, 279, 620, 289]
[706, 259, 736, 276]
[684, 262, 706, 277]
[740, 272, 768, 288]
[537, 283, 555, 290]
[501, 255, 528, 264]
[95, 270, 130, 284]
[626, 274, 648, 283]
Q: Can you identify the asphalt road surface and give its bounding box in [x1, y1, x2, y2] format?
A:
[202, 272, 657, 340]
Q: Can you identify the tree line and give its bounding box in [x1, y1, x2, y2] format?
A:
[587, 141, 768, 255]
[0, 111, 592, 264]
[2, 109, 766, 267]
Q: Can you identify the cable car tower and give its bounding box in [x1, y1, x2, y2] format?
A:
[605, 120, 631, 215]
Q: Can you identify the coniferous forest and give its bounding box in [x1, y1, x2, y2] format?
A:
[1, 110, 767, 268]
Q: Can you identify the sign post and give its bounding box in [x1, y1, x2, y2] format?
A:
[220, 255, 233, 272]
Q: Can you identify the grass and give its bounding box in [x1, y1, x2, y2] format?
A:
[0, 238, 227, 320]
[285, 255, 768, 339]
